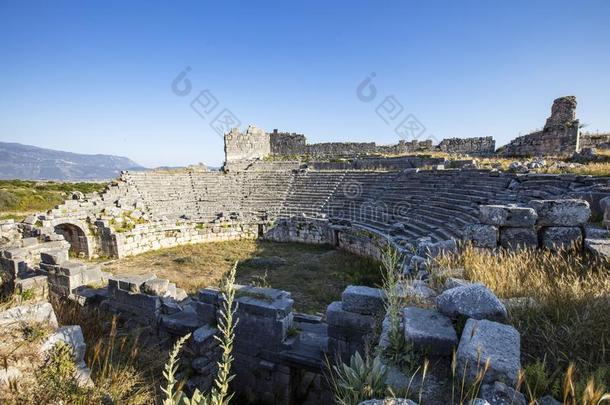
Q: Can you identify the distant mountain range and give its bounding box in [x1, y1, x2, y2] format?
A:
[0, 142, 147, 181]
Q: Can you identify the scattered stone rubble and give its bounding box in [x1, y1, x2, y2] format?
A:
[2, 95, 609, 402]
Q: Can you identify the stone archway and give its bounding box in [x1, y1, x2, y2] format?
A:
[54, 222, 90, 258]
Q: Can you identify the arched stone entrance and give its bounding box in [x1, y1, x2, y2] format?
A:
[54, 223, 90, 258]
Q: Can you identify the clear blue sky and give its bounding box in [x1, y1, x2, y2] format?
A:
[1, 1, 609, 168]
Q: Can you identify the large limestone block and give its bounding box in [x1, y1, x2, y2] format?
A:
[499, 227, 538, 250]
[436, 283, 507, 322]
[40, 325, 87, 364]
[341, 285, 385, 315]
[326, 301, 376, 334]
[403, 307, 457, 356]
[541, 226, 582, 251]
[0, 302, 58, 329]
[463, 224, 498, 248]
[457, 319, 521, 386]
[479, 205, 538, 227]
[530, 199, 591, 226]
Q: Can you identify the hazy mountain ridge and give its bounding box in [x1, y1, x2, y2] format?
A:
[0, 142, 146, 180]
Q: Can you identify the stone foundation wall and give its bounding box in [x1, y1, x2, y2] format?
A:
[464, 200, 591, 251]
[109, 222, 259, 258]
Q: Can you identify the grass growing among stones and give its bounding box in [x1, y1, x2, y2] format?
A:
[433, 245, 610, 398]
[0, 179, 106, 221]
[103, 239, 381, 314]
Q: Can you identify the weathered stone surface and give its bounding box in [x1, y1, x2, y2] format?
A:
[467, 400, 491, 405]
[326, 301, 376, 333]
[499, 227, 538, 250]
[436, 283, 507, 322]
[341, 285, 385, 315]
[585, 238, 610, 260]
[480, 381, 527, 405]
[530, 199, 591, 226]
[479, 205, 538, 227]
[358, 400, 418, 405]
[141, 278, 170, 296]
[397, 280, 437, 302]
[442, 277, 471, 291]
[40, 249, 68, 265]
[463, 224, 499, 248]
[0, 302, 58, 328]
[457, 319, 521, 386]
[403, 307, 457, 355]
[416, 239, 457, 259]
[40, 325, 87, 363]
[541, 226, 582, 251]
[600, 195, 610, 219]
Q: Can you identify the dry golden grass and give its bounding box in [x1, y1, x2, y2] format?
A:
[103, 239, 381, 313]
[0, 295, 162, 404]
[541, 161, 610, 176]
[434, 245, 610, 395]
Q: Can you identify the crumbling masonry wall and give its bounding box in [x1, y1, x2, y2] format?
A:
[224, 125, 270, 162]
[231, 128, 495, 163]
[502, 96, 581, 157]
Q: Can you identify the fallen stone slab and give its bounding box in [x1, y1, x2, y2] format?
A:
[457, 319, 521, 386]
[437, 283, 507, 322]
[541, 226, 582, 251]
[585, 238, 610, 260]
[403, 307, 457, 356]
[463, 224, 499, 248]
[326, 301, 376, 334]
[479, 205, 538, 227]
[40, 325, 87, 364]
[141, 278, 170, 296]
[530, 199, 591, 226]
[0, 302, 58, 328]
[499, 227, 538, 250]
[341, 285, 385, 315]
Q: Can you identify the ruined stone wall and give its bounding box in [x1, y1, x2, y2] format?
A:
[309, 155, 445, 171]
[438, 136, 495, 155]
[263, 130, 495, 162]
[579, 133, 610, 150]
[502, 96, 581, 157]
[269, 130, 307, 155]
[108, 222, 259, 258]
[224, 125, 270, 162]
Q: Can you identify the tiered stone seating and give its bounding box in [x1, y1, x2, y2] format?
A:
[239, 171, 295, 218]
[325, 170, 512, 242]
[281, 171, 348, 217]
[124, 171, 199, 220]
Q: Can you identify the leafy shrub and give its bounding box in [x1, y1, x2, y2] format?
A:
[328, 351, 388, 405]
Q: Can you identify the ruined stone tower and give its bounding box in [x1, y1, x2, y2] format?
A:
[501, 96, 580, 157]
